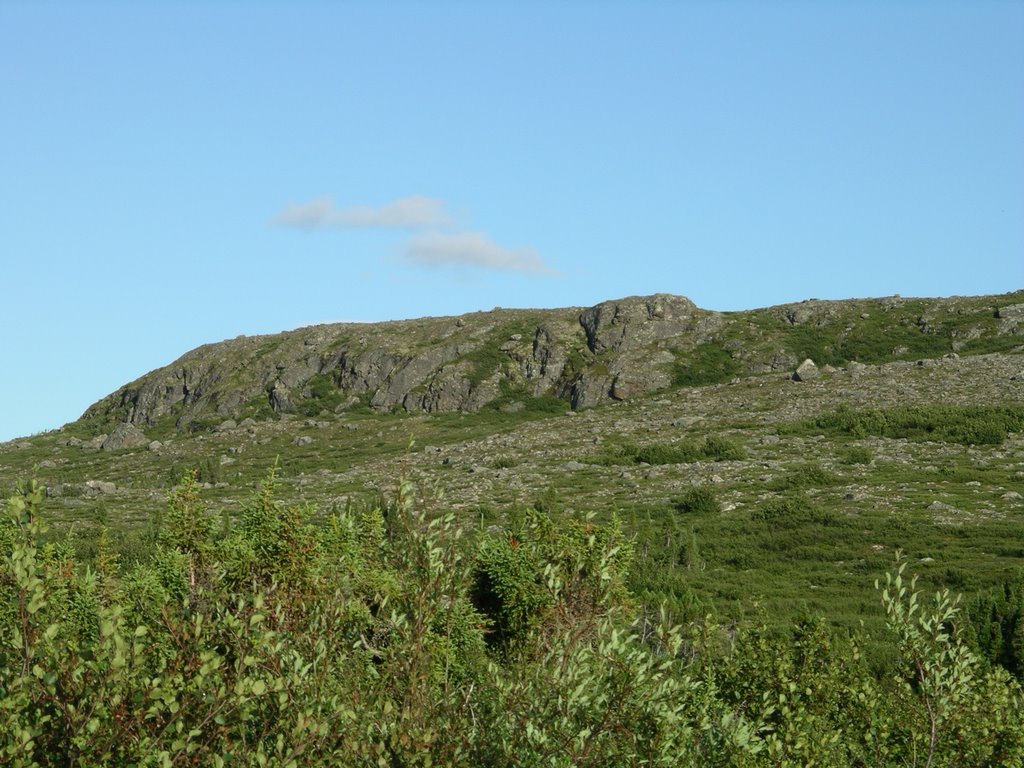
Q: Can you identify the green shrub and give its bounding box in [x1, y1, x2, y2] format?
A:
[672, 343, 745, 387]
[794, 404, 1024, 446]
[673, 486, 720, 516]
[770, 462, 839, 491]
[596, 436, 745, 466]
[752, 492, 837, 528]
[700, 435, 746, 461]
[839, 445, 873, 465]
[4, 478, 1024, 766]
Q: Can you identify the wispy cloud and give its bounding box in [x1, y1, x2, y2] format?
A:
[404, 231, 558, 276]
[272, 195, 451, 229]
[274, 194, 554, 277]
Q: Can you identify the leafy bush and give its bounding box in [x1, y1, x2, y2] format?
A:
[839, 445, 873, 465]
[672, 343, 745, 387]
[794, 404, 1024, 446]
[597, 436, 745, 466]
[673, 486, 720, 516]
[3, 478, 1024, 766]
[752, 492, 837, 528]
[770, 462, 839, 491]
[700, 435, 746, 461]
[296, 372, 343, 416]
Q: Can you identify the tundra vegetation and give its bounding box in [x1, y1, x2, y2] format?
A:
[2, 290, 1024, 763]
[2, 475, 1023, 766]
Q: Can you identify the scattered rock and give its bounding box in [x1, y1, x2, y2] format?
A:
[792, 359, 819, 382]
[102, 423, 149, 452]
[85, 480, 117, 495]
[671, 416, 704, 428]
[216, 419, 238, 432]
[996, 304, 1024, 320]
[335, 396, 362, 413]
[293, 436, 313, 446]
[148, 441, 163, 451]
[562, 461, 587, 471]
[1002, 491, 1023, 501]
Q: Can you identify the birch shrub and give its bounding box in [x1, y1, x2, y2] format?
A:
[2, 476, 1023, 767]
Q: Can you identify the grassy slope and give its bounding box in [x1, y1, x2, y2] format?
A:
[2, 291, 1023, 650]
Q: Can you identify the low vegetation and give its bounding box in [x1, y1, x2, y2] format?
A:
[3, 291, 1023, 762]
[790, 404, 1024, 446]
[594, 436, 745, 466]
[3, 477, 1024, 766]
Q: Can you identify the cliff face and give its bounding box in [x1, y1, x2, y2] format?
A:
[81, 291, 1024, 432]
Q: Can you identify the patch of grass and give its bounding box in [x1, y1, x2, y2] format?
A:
[186, 415, 222, 435]
[461, 319, 545, 387]
[484, 379, 568, 416]
[241, 395, 279, 422]
[700, 435, 746, 461]
[672, 485, 720, 515]
[595, 436, 745, 466]
[671, 343, 745, 387]
[839, 445, 873, 465]
[752, 492, 839, 528]
[770, 462, 840, 491]
[295, 373, 344, 417]
[790, 405, 1024, 446]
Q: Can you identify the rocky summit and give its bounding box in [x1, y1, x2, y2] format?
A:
[2, 288, 1024, 643]
[80, 290, 1024, 435]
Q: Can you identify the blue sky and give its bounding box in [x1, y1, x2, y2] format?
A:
[2, 1, 1022, 441]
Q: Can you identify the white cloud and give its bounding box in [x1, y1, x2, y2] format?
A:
[273, 195, 451, 229]
[404, 231, 558, 276]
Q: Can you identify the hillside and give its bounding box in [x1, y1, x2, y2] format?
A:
[4, 290, 1024, 763]
[77, 290, 1024, 432]
[3, 290, 1024, 634]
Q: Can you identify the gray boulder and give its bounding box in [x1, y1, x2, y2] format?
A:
[84, 435, 108, 450]
[85, 480, 117, 495]
[792, 359, 819, 382]
[102, 423, 149, 452]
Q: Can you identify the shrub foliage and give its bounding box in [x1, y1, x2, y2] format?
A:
[2, 476, 1023, 766]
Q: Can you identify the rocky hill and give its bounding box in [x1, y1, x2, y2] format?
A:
[81, 291, 1024, 435]
[3, 289, 1024, 640]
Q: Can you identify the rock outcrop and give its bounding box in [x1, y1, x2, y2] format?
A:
[78, 290, 1024, 433]
[101, 423, 149, 452]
